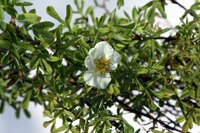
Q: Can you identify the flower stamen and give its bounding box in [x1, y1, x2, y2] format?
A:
[95, 58, 110, 74]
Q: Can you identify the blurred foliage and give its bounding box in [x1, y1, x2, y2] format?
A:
[0, 0, 200, 133]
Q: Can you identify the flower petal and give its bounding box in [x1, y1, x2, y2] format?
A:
[96, 73, 111, 89]
[89, 41, 114, 59]
[109, 51, 121, 70]
[83, 70, 111, 89]
[84, 56, 95, 69]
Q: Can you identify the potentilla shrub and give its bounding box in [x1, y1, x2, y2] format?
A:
[0, 0, 200, 133]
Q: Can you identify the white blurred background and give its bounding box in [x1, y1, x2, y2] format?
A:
[0, 0, 199, 133]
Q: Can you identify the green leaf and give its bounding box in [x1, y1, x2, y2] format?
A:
[135, 129, 141, 133]
[102, 124, 106, 133]
[0, 5, 4, 21]
[18, 13, 40, 24]
[113, 85, 120, 96]
[180, 89, 193, 100]
[123, 120, 134, 133]
[11, 0, 20, 5]
[115, 22, 135, 29]
[52, 125, 68, 133]
[0, 40, 11, 49]
[132, 7, 138, 23]
[152, 129, 164, 133]
[70, 125, 79, 133]
[0, 0, 7, 6]
[32, 21, 54, 29]
[0, 21, 6, 31]
[136, 68, 148, 75]
[152, 63, 164, 70]
[43, 120, 53, 128]
[22, 91, 32, 109]
[4, 6, 17, 17]
[47, 56, 60, 62]
[176, 115, 185, 123]
[117, 0, 124, 9]
[107, 85, 114, 95]
[65, 5, 73, 24]
[155, 1, 167, 18]
[29, 55, 40, 70]
[43, 110, 52, 118]
[23, 109, 31, 118]
[85, 6, 93, 16]
[64, 110, 75, 120]
[182, 120, 189, 133]
[97, 14, 107, 27]
[17, 42, 35, 51]
[147, 7, 155, 23]
[16, 2, 33, 6]
[1, 51, 10, 65]
[41, 59, 53, 74]
[46, 6, 64, 24]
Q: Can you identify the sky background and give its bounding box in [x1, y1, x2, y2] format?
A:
[0, 0, 200, 133]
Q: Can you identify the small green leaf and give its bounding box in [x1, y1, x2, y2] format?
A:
[18, 42, 35, 51]
[124, 120, 134, 133]
[16, 2, 33, 6]
[117, 0, 124, 9]
[107, 85, 114, 95]
[43, 120, 53, 128]
[70, 126, 79, 133]
[155, 1, 167, 18]
[22, 91, 32, 109]
[4, 6, 17, 17]
[180, 89, 193, 100]
[85, 6, 93, 16]
[98, 14, 107, 27]
[29, 55, 40, 70]
[18, 13, 40, 24]
[182, 120, 189, 133]
[0, 40, 11, 49]
[32, 21, 54, 29]
[132, 7, 138, 23]
[115, 22, 135, 29]
[147, 7, 155, 23]
[47, 56, 60, 62]
[52, 125, 68, 133]
[152, 129, 164, 133]
[41, 59, 53, 74]
[176, 115, 185, 123]
[64, 110, 75, 120]
[46, 6, 64, 24]
[0, 21, 6, 31]
[43, 110, 52, 118]
[113, 85, 120, 96]
[0, 5, 4, 21]
[1, 51, 10, 65]
[65, 5, 73, 24]
[23, 109, 31, 118]
[137, 68, 148, 75]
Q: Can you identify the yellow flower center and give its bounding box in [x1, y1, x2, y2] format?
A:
[95, 58, 110, 74]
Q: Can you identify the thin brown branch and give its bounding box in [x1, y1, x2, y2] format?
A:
[170, 0, 187, 10]
[132, 33, 177, 42]
[114, 97, 183, 133]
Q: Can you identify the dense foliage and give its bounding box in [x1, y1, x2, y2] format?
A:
[0, 0, 200, 132]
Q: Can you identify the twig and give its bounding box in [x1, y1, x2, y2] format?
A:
[170, 0, 187, 10]
[114, 97, 183, 133]
[132, 33, 176, 42]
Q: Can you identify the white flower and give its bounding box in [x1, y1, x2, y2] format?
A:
[83, 41, 121, 89]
